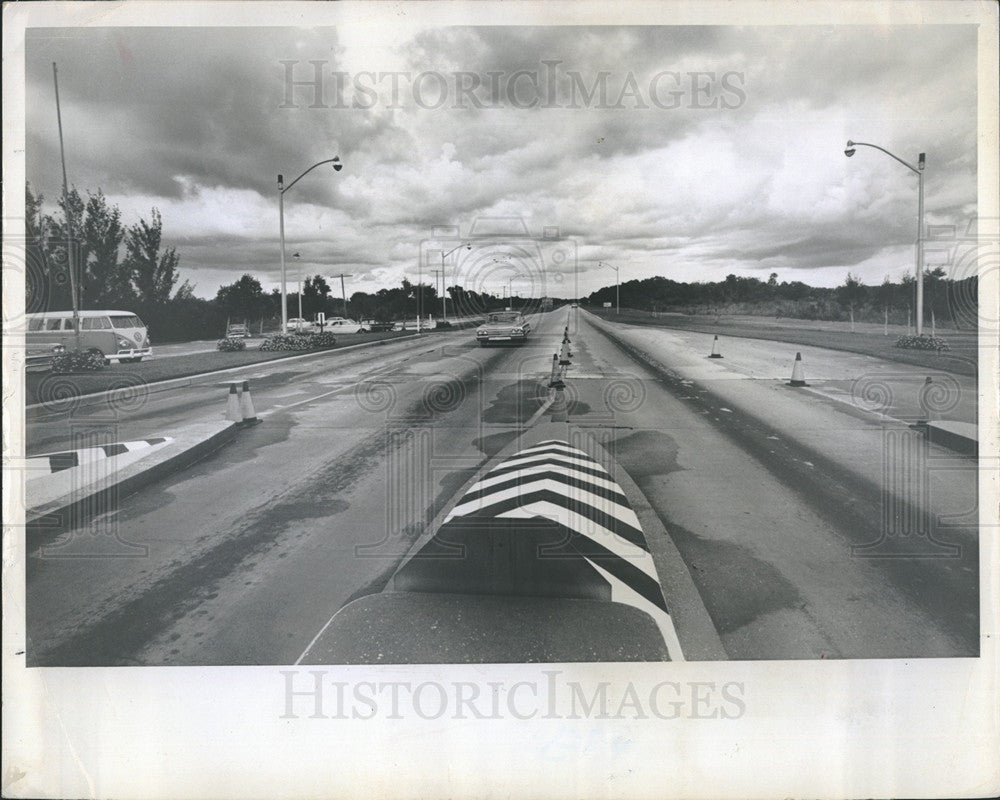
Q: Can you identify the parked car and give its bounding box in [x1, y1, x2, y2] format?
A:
[361, 319, 395, 332]
[286, 317, 314, 334]
[322, 317, 364, 333]
[475, 311, 531, 346]
[226, 322, 252, 338]
[26, 310, 152, 365]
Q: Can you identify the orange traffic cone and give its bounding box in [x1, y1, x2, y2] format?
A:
[709, 335, 723, 358]
[787, 352, 807, 386]
[225, 383, 243, 421]
[239, 380, 259, 425]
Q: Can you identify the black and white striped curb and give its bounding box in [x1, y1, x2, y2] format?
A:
[23, 438, 174, 476]
[440, 438, 684, 660]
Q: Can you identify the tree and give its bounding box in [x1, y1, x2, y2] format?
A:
[81, 190, 128, 307]
[38, 186, 86, 311]
[216, 274, 265, 322]
[838, 272, 865, 331]
[123, 208, 181, 305]
[302, 274, 331, 316]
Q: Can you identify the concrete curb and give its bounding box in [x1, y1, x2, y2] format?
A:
[26, 420, 242, 537]
[576, 429, 729, 661]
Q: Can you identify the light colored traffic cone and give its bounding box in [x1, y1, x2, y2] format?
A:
[917, 376, 933, 425]
[239, 380, 259, 425]
[549, 354, 562, 388]
[787, 352, 807, 386]
[709, 335, 723, 358]
[559, 339, 572, 366]
[550, 385, 569, 422]
[225, 383, 243, 421]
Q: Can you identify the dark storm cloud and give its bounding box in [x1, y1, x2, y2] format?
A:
[22, 21, 979, 297]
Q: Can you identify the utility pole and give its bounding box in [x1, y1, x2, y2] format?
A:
[334, 272, 353, 318]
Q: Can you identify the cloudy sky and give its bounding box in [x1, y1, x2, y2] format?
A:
[23, 19, 978, 300]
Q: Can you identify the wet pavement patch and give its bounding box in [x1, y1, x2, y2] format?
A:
[603, 430, 683, 480]
[665, 520, 804, 635]
[482, 379, 550, 424]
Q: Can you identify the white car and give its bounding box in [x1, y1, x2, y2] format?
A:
[323, 317, 364, 333]
[286, 318, 314, 334]
[476, 311, 531, 346]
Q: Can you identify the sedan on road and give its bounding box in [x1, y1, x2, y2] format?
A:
[476, 311, 531, 346]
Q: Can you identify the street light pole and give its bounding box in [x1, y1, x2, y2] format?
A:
[599, 261, 620, 314]
[845, 140, 925, 336]
[293, 252, 302, 324]
[440, 243, 471, 322]
[279, 156, 343, 334]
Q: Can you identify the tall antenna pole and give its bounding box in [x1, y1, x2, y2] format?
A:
[53, 62, 81, 350]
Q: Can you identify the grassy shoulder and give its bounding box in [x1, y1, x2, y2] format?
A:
[589, 308, 978, 377]
[26, 329, 417, 405]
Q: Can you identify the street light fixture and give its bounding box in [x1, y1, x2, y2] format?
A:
[844, 140, 926, 335]
[279, 156, 343, 334]
[599, 261, 620, 315]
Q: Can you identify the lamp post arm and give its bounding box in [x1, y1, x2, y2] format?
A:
[443, 243, 470, 258]
[281, 158, 342, 195]
[849, 141, 921, 175]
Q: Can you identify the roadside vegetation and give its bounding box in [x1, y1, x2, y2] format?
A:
[585, 270, 977, 333]
[26, 183, 533, 346]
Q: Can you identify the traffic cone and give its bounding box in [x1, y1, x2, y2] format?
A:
[787, 352, 808, 386]
[559, 339, 572, 366]
[917, 376, 933, 425]
[549, 354, 562, 388]
[709, 335, 723, 358]
[225, 383, 243, 421]
[550, 385, 569, 422]
[239, 380, 259, 425]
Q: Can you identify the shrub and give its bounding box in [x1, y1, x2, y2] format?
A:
[259, 334, 314, 351]
[895, 335, 950, 351]
[50, 349, 107, 373]
[259, 332, 337, 351]
[217, 337, 247, 352]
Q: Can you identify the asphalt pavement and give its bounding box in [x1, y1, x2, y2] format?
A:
[22, 308, 980, 665]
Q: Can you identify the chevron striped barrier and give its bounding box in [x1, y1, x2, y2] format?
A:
[24, 438, 173, 477]
[301, 439, 682, 663]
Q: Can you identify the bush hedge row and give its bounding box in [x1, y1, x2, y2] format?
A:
[895, 335, 950, 351]
[258, 332, 338, 351]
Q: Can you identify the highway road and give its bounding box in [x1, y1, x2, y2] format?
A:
[24, 309, 979, 665]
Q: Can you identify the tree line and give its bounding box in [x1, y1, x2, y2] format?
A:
[586, 270, 977, 329]
[24, 183, 519, 341]
[27, 182, 977, 342]
[25, 183, 212, 341]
